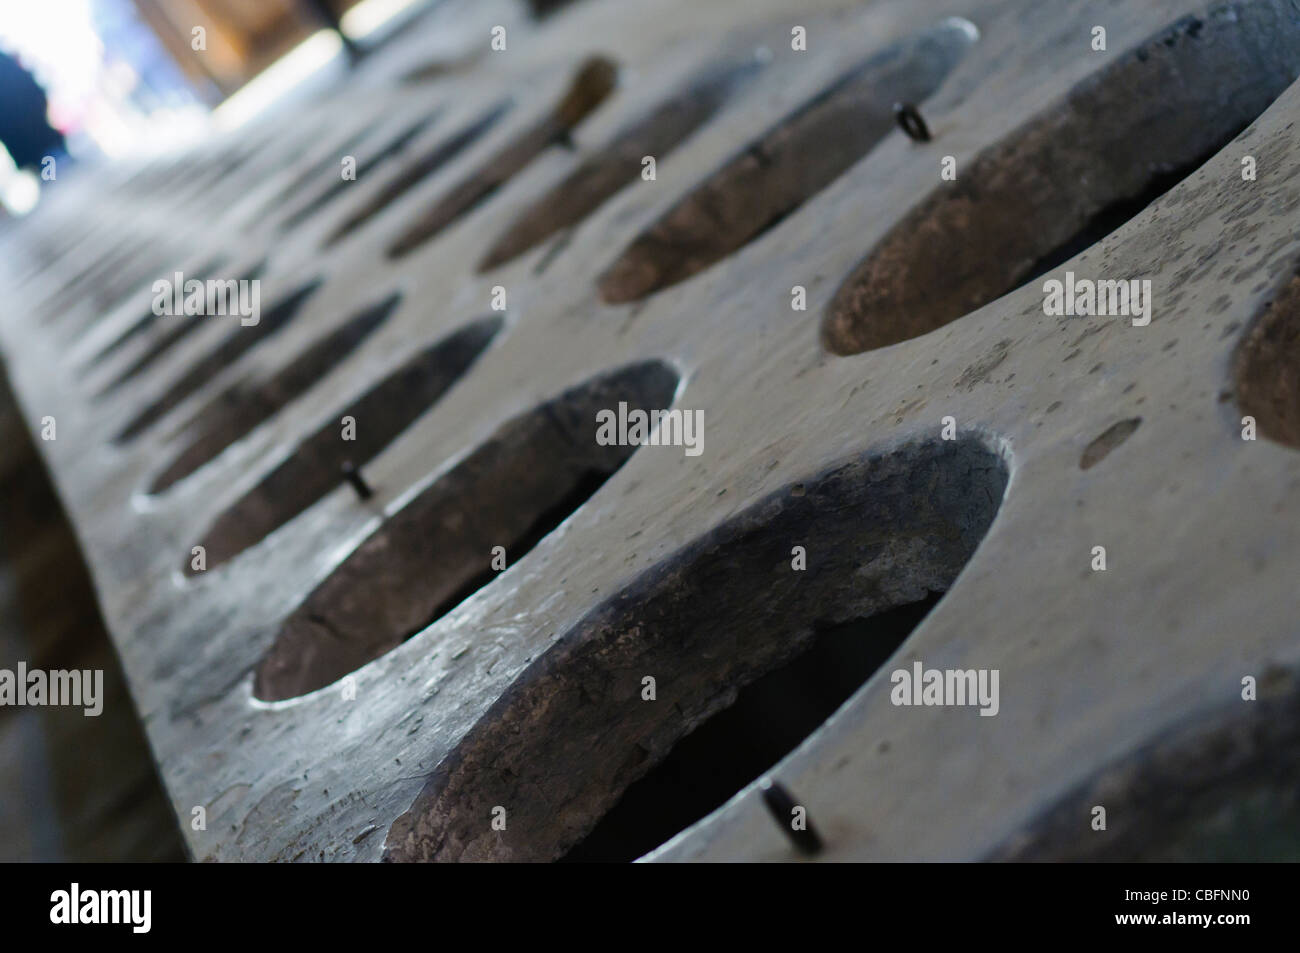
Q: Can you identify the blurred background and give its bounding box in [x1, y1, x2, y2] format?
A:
[0, 0, 434, 217]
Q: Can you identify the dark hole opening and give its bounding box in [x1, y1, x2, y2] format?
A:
[243, 118, 383, 229]
[596, 21, 975, 304]
[823, 3, 1300, 355]
[386, 57, 618, 259]
[561, 594, 940, 862]
[477, 58, 760, 272]
[147, 292, 402, 493]
[278, 112, 439, 234]
[1020, 125, 1250, 285]
[406, 468, 611, 643]
[113, 276, 319, 443]
[325, 104, 509, 248]
[186, 316, 503, 575]
[95, 260, 267, 395]
[81, 255, 227, 373]
[253, 359, 678, 701]
[381, 435, 1007, 862]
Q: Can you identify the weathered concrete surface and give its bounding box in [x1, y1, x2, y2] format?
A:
[1, 0, 1299, 861]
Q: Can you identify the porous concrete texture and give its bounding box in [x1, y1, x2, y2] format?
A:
[2, 0, 1300, 861]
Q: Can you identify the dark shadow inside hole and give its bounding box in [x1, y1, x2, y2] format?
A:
[823, 3, 1300, 355]
[147, 292, 402, 493]
[478, 57, 761, 271]
[381, 435, 1007, 862]
[278, 112, 439, 234]
[81, 255, 226, 372]
[187, 316, 503, 575]
[253, 359, 679, 702]
[66, 250, 176, 338]
[406, 469, 611, 643]
[96, 260, 267, 396]
[325, 103, 510, 248]
[560, 595, 939, 863]
[1019, 126, 1249, 285]
[387, 56, 618, 259]
[596, 20, 975, 304]
[400, 52, 481, 85]
[113, 277, 319, 444]
[42, 240, 149, 325]
[243, 118, 383, 229]
[989, 671, 1300, 862]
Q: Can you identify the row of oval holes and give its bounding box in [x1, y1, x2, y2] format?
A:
[81, 1, 1300, 860]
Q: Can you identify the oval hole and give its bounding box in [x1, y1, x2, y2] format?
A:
[44, 239, 155, 327]
[325, 103, 510, 248]
[478, 56, 762, 272]
[277, 111, 441, 235]
[596, 19, 977, 304]
[253, 359, 680, 702]
[67, 249, 175, 339]
[81, 255, 227, 372]
[243, 118, 384, 229]
[187, 316, 504, 575]
[96, 261, 267, 395]
[387, 56, 619, 259]
[148, 292, 403, 493]
[383, 434, 1009, 862]
[562, 596, 941, 862]
[114, 277, 321, 444]
[823, 3, 1300, 355]
[1234, 270, 1300, 448]
[990, 672, 1300, 861]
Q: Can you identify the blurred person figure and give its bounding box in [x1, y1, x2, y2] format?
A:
[0, 48, 65, 171]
